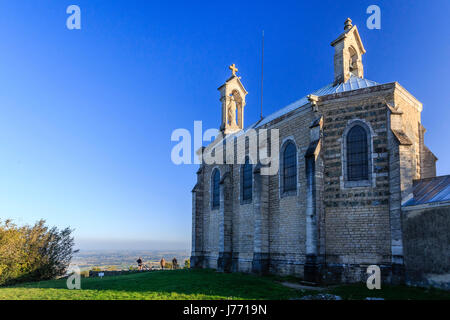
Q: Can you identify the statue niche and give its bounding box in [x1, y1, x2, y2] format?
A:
[348, 45, 362, 77]
[227, 90, 242, 127]
[218, 64, 248, 135]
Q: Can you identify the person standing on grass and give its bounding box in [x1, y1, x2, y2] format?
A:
[137, 257, 143, 271]
[172, 257, 178, 270]
[160, 257, 166, 270]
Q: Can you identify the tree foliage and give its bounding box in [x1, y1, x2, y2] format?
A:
[0, 219, 78, 286]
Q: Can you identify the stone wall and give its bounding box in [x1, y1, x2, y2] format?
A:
[200, 163, 223, 269]
[318, 88, 394, 283]
[191, 82, 432, 284]
[265, 108, 314, 277]
[419, 123, 437, 179]
[420, 146, 437, 179]
[403, 204, 450, 290]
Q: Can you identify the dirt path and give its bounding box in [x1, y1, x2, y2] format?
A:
[278, 282, 327, 291]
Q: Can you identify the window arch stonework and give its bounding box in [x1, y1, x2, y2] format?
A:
[240, 157, 253, 204]
[279, 138, 298, 197]
[340, 119, 375, 188]
[211, 168, 220, 209]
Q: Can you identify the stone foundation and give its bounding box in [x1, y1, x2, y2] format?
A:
[251, 253, 270, 275]
[190, 255, 204, 268]
[193, 255, 405, 285]
[217, 252, 232, 272]
[321, 263, 404, 285]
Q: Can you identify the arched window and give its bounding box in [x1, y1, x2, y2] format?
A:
[212, 169, 220, 209]
[348, 46, 359, 76]
[283, 142, 297, 193]
[346, 125, 369, 181]
[242, 157, 252, 202]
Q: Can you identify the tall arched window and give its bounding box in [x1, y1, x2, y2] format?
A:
[283, 142, 297, 193]
[242, 157, 252, 202]
[212, 169, 220, 209]
[346, 125, 369, 181]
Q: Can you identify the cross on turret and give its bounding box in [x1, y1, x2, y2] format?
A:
[229, 63, 238, 76]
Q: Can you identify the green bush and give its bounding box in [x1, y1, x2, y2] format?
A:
[0, 219, 78, 286]
[80, 270, 89, 278]
[184, 259, 190, 269]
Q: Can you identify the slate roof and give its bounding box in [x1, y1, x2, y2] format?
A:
[403, 175, 450, 207]
[222, 75, 380, 142]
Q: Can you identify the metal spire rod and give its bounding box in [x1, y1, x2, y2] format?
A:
[260, 30, 264, 120]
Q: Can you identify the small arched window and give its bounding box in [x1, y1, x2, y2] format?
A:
[346, 125, 369, 181]
[212, 169, 220, 209]
[348, 46, 359, 76]
[242, 157, 252, 202]
[283, 142, 297, 192]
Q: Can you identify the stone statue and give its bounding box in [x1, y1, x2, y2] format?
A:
[227, 90, 242, 127]
[227, 95, 237, 127]
[349, 58, 357, 74]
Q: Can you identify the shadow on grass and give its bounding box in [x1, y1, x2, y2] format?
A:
[329, 283, 450, 300]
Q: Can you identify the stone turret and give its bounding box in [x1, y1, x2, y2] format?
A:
[331, 18, 366, 84]
[218, 64, 248, 135]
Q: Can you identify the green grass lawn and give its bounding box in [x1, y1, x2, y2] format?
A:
[0, 269, 298, 300]
[0, 269, 449, 300]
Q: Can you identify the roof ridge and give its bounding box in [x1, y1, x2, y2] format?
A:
[250, 76, 379, 129]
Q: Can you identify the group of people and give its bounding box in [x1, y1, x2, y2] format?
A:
[136, 257, 179, 271]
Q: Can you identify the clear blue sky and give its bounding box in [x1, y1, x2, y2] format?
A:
[0, 1, 448, 251]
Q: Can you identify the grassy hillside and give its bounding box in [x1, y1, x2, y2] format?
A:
[0, 269, 449, 300]
[0, 269, 298, 300]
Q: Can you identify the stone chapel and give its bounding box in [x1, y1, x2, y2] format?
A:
[190, 19, 449, 286]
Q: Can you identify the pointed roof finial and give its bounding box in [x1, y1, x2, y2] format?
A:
[344, 17, 353, 31]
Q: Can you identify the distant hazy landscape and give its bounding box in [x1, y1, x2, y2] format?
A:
[72, 250, 190, 271]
